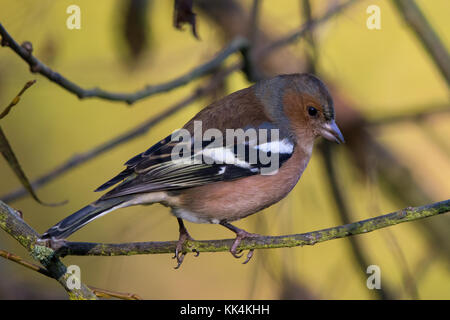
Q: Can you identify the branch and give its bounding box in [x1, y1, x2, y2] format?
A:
[0, 80, 65, 206]
[0, 201, 97, 299]
[320, 143, 393, 299]
[88, 286, 142, 300]
[0, 79, 36, 119]
[367, 103, 449, 126]
[258, 0, 357, 58]
[0, 249, 142, 299]
[56, 199, 449, 257]
[241, 0, 262, 81]
[0, 23, 247, 104]
[1, 194, 448, 296]
[392, 0, 450, 87]
[0, 64, 240, 203]
[0, 249, 51, 277]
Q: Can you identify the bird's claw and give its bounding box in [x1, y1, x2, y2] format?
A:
[173, 250, 186, 270]
[230, 250, 244, 259]
[193, 249, 200, 257]
[173, 227, 198, 269]
[229, 230, 259, 264]
[243, 249, 254, 264]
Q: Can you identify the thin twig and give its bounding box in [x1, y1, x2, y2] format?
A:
[53, 200, 450, 257]
[0, 23, 247, 104]
[301, 0, 318, 74]
[88, 286, 142, 300]
[242, 0, 262, 81]
[0, 249, 51, 277]
[0, 80, 63, 206]
[392, 0, 450, 87]
[381, 229, 419, 299]
[320, 143, 393, 300]
[0, 79, 36, 119]
[368, 104, 449, 126]
[0, 64, 241, 203]
[0, 249, 141, 299]
[259, 0, 357, 58]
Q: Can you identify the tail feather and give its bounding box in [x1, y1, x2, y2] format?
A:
[41, 197, 127, 240]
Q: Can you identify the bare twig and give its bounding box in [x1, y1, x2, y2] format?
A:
[0, 249, 142, 299]
[381, 229, 419, 299]
[301, 0, 318, 74]
[0, 80, 63, 206]
[0, 79, 36, 119]
[248, 0, 261, 43]
[0, 23, 247, 104]
[242, 0, 262, 81]
[88, 286, 142, 300]
[368, 104, 449, 126]
[0, 64, 240, 203]
[0, 249, 51, 277]
[52, 200, 450, 257]
[259, 0, 357, 58]
[320, 143, 393, 300]
[392, 0, 450, 87]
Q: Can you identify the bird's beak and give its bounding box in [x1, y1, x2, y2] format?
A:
[320, 120, 345, 144]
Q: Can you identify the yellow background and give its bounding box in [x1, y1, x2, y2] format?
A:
[0, 0, 448, 299]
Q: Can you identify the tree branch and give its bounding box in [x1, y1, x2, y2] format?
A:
[88, 286, 142, 300]
[2, 194, 448, 295]
[367, 103, 449, 126]
[320, 143, 393, 299]
[392, 0, 450, 87]
[258, 0, 357, 58]
[0, 23, 247, 104]
[55, 199, 449, 257]
[0, 201, 97, 299]
[0, 249, 51, 277]
[0, 249, 142, 299]
[0, 79, 36, 119]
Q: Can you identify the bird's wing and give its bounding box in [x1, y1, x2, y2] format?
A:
[96, 123, 295, 199]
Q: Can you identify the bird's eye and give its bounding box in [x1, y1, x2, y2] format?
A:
[308, 106, 318, 117]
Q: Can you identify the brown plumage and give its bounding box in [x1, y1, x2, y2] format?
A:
[41, 73, 344, 268]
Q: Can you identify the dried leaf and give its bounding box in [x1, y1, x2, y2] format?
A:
[0, 81, 64, 206]
[0, 126, 43, 205]
[122, 0, 150, 64]
[173, 0, 199, 39]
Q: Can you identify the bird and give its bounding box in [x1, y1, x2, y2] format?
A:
[40, 73, 344, 268]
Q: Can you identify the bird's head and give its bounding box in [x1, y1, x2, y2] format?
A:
[255, 73, 345, 145]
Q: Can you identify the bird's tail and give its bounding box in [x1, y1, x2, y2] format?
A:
[41, 197, 129, 240]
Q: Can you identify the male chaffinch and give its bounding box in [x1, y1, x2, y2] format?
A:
[41, 73, 344, 267]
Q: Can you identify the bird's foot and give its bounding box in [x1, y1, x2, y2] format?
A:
[221, 222, 260, 264]
[173, 218, 198, 269]
[230, 230, 259, 264]
[36, 237, 67, 251]
[34, 237, 68, 258]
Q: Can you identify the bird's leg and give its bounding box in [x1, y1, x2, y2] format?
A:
[173, 218, 198, 269]
[220, 221, 260, 264]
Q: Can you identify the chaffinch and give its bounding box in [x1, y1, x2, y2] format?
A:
[41, 73, 344, 267]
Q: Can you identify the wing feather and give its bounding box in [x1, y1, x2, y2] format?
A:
[97, 123, 295, 200]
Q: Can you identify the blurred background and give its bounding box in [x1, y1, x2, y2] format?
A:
[0, 0, 449, 299]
